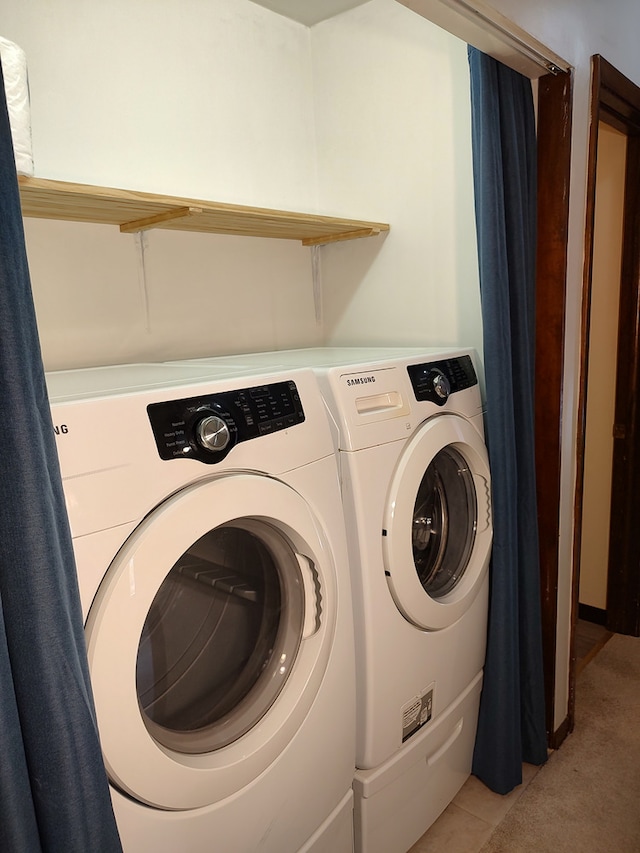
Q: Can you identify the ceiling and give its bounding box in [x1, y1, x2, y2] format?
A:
[249, 0, 371, 26]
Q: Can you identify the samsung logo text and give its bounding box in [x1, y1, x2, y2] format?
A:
[346, 376, 376, 387]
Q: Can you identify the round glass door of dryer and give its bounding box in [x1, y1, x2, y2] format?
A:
[136, 519, 306, 756]
[383, 414, 492, 631]
[85, 474, 335, 811]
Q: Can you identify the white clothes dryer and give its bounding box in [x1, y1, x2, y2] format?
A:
[171, 348, 492, 853]
[46, 361, 356, 853]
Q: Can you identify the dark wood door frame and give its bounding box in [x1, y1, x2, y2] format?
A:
[569, 55, 640, 738]
[534, 70, 573, 747]
[599, 63, 640, 637]
[575, 57, 640, 637]
[608, 126, 640, 635]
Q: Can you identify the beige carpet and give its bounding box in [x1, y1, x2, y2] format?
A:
[480, 633, 640, 852]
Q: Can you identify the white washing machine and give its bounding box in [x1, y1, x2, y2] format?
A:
[46, 361, 357, 853]
[170, 348, 492, 853]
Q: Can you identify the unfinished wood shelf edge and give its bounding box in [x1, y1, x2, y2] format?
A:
[18, 176, 390, 246]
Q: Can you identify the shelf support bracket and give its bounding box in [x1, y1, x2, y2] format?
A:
[302, 227, 382, 247]
[311, 245, 322, 325]
[120, 206, 203, 234]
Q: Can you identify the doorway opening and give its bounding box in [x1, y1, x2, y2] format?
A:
[578, 120, 626, 627]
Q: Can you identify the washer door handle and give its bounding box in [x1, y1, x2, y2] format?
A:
[296, 553, 321, 638]
[473, 473, 492, 533]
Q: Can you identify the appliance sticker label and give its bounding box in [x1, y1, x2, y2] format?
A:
[402, 684, 434, 742]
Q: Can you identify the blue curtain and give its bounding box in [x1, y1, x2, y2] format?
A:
[0, 65, 122, 851]
[467, 47, 548, 794]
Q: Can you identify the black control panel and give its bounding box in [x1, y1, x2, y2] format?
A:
[407, 355, 477, 406]
[147, 380, 305, 464]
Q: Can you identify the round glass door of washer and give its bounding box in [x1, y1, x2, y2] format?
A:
[86, 474, 335, 810]
[383, 414, 492, 631]
[412, 445, 477, 600]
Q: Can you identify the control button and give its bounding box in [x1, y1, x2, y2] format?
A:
[195, 414, 231, 453]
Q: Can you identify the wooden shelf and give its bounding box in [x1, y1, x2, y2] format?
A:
[18, 176, 390, 246]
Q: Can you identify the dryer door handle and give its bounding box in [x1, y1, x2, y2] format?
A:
[296, 554, 322, 638]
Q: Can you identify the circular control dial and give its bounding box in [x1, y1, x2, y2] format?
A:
[195, 414, 231, 453]
[430, 370, 451, 401]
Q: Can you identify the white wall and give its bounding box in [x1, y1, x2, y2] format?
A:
[24, 219, 318, 368]
[4, 0, 317, 206]
[4, 0, 324, 368]
[311, 1, 481, 359]
[3, 0, 480, 371]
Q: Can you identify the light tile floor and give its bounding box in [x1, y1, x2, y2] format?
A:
[408, 763, 541, 853]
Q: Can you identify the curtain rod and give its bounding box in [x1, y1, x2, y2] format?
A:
[439, 0, 570, 75]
